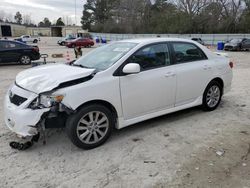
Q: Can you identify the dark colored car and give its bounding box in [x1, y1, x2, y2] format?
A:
[191, 38, 205, 45]
[224, 38, 250, 51]
[66, 38, 95, 48]
[57, 36, 76, 46]
[0, 40, 40, 65]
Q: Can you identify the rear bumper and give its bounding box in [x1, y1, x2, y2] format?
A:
[31, 53, 40, 61]
[222, 72, 233, 95]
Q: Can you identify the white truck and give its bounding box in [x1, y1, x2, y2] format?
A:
[16, 35, 40, 43]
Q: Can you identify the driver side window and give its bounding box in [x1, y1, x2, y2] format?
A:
[128, 43, 170, 71]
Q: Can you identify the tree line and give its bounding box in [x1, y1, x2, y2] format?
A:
[0, 10, 74, 27]
[81, 0, 250, 34]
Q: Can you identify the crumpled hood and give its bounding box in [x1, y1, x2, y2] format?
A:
[16, 64, 95, 94]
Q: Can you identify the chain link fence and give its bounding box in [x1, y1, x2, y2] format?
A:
[90, 33, 250, 46]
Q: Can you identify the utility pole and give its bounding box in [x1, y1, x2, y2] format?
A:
[75, 0, 77, 25]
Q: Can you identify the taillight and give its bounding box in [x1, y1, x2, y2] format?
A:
[33, 47, 39, 52]
[229, 61, 234, 68]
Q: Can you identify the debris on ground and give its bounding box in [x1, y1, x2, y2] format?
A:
[164, 133, 170, 137]
[149, 172, 159, 177]
[242, 163, 247, 167]
[216, 149, 225, 157]
[240, 131, 249, 135]
[132, 138, 141, 142]
[144, 160, 156, 164]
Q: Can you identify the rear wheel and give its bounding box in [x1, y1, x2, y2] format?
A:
[61, 41, 65, 46]
[202, 81, 222, 111]
[19, 55, 31, 65]
[66, 104, 115, 149]
[33, 39, 38, 43]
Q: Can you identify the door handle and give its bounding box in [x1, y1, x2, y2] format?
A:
[165, 72, 176, 77]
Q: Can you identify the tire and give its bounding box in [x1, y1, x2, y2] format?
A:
[66, 104, 115, 149]
[61, 42, 65, 46]
[19, 55, 31, 65]
[202, 81, 223, 111]
[71, 44, 76, 48]
[33, 39, 38, 43]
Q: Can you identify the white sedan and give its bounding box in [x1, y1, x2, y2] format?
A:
[4, 38, 233, 149]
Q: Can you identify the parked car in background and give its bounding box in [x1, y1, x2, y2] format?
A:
[224, 38, 250, 51]
[15, 35, 40, 43]
[0, 40, 40, 64]
[57, 35, 76, 46]
[77, 33, 93, 39]
[4, 38, 233, 149]
[191, 38, 205, 45]
[66, 38, 95, 48]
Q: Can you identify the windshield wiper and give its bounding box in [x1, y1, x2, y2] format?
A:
[72, 64, 91, 69]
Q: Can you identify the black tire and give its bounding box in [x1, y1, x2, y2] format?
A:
[61, 42, 65, 46]
[202, 81, 223, 111]
[19, 55, 31, 65]
[33, 39, 38, 43]
[71, 44, 76, 48]
[66, 104, 115, 149]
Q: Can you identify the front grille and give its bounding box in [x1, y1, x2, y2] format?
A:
[9, 94, 27, 106]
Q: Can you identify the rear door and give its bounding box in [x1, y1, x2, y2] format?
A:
[170, 42, 213, 106]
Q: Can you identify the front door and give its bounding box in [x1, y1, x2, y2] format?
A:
[119, 43, 176, 120]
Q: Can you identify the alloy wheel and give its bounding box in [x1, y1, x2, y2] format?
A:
[76, 111, 109, 144]
[20, 55, 31, 64]
[206, 85, 221, 108]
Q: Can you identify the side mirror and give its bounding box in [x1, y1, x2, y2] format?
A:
[122, 63, 140, 74]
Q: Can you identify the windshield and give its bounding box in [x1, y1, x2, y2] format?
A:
[73, 42, 138, 71]
[229, 39, 242, 43]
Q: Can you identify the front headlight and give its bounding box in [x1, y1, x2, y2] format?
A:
[29, 94, 64, 109]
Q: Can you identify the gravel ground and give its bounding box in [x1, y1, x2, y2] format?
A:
[0, 38, 250, 188]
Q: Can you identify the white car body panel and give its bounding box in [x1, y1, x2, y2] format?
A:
[4, 38, 233, 136]
[21, 35, 39, 42]
[120, 66, 176, 119]
[174, 59, 214, 106]
[4, 85, 50, 136]
[16, 64, 95, 93]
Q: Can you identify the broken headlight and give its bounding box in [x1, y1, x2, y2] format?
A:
[29, 94, 64, 109]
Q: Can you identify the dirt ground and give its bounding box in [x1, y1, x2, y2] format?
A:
[0, 38, 250, 188]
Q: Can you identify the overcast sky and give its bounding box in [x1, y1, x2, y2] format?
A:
[1, 0, 86, 25]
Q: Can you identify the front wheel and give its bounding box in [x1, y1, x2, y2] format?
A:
[66, 104, 115, 149]
[19, 55, 31, 65]
[202, 81, 222, 111]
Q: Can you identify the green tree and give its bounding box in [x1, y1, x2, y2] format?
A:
[38, 17, 51, 27]
[14, 11, 22, 24]
[56, 17, 65, 26]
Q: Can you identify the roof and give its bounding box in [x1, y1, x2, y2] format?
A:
[119, 37, 195, 44]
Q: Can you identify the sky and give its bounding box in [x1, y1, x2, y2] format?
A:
[1, 0, 86, 25]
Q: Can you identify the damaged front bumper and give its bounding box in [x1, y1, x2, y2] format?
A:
[4, 85, 50, 137]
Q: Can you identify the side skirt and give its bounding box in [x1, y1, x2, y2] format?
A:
[117, 96, 202, 129]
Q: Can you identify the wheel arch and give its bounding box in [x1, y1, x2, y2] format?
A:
[75, 100, 118, 121]
[206, 77, 224, 95]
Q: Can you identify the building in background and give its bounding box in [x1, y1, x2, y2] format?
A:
[0, 22, 87, 37]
